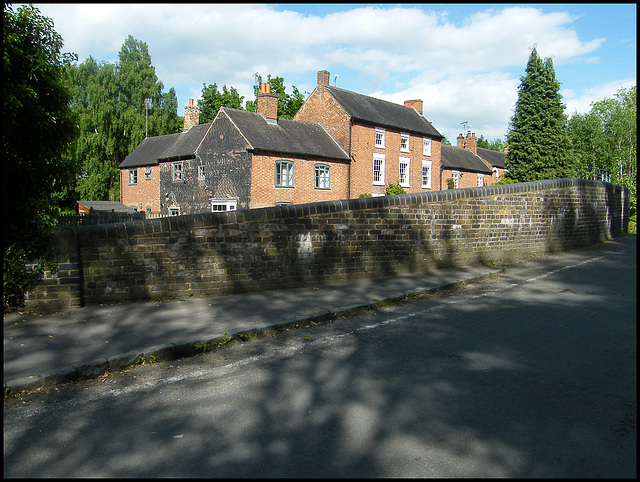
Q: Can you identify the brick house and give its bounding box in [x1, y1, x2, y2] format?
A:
[439, 131, 506, 188]
[120, 103, 210, 214]
[120, 85, 349, 214]
[294, 70, 445, 198]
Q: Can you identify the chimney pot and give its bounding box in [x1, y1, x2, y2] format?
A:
[256, 87, 278, 121]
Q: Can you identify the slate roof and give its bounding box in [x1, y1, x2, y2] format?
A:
[441, 145, 493, 174]
[119, 123, 211, 169]
[477, 147, 506, 169]
[77, 201, 134, 213]
[219, 107, 350, 161]
[324, 86, 444, 140]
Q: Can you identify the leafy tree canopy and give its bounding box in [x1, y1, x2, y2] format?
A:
[567, 85, 636, 215]
[245, 74, 306, 119]
[477, 135, 506, 152]
[3, 3, 78, 238]
[64, 35, 181, 202]
[3, 3, 79, 308]
[198, 83, 244, 123]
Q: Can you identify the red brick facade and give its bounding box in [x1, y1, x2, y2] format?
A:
[120, 165, 161, 213]
[250, 153, 350, 208]
[294, 77, 443, 198]
[453, 131, 505, 187]
[348, 122, 442, 197]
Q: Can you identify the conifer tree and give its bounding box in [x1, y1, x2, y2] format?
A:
[506, 48, 574, 182]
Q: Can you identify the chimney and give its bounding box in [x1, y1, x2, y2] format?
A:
[465, 131, 477, 155]
[318, 70, 330, 88]
[256, 82, 278, 121]
[457, 133, 465, 149]
[404, 99, 423, 115]
[183, 99, 200, 131]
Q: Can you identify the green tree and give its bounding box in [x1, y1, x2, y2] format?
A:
[568, 86, 636, 215]
[245, 74, 305, 119]
[64, 35, 181, 201]
[477, 135, 506, 152]
[65, 57, 120, 201]
[3, 4, 78, 308]
[506, 48, 574, 182]
[198, 83, 245, 123]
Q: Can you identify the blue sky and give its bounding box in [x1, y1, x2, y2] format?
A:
[27, 3, 636, 143]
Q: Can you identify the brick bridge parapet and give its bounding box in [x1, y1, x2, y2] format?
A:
[25, 179, 630, 311]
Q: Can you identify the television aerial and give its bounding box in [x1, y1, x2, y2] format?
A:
[144, 98, 152, 138]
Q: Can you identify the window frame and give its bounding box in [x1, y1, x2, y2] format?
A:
[373, 153, 386, 186]
[423, 138, 432, 157]
[275, 160, 295, 188]
[477, 173, 484, 187]
[399, 157, 410, 187]
[314, 164, 331, 190]
[421, 160, 432, 189]
[375, 127, 385, 149]
[128, 169, 137, 185]
[452, 170, 460, 189]
[144, 167, 151, 180]
[173, 162, 183, 182]
[400, 133, 410, 153]
[169, 207, 180, 216]
[198, 164, 205, 181]
[211, 199, 237, 212]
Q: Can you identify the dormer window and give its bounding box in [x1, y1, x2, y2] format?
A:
[400, 133, 410, 153]
[375, 128, 385, 149]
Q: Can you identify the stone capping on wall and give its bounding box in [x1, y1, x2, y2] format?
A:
[100, 178, 618, 231]
[175, 179, 624, 230]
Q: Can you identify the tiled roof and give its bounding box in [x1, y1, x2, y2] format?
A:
[119, 124, 211, 169]
[324, 86, 444, 139]
[441, 145, 493, 174]
[477, 147, 506, 168]
[220, 108, 350, 161]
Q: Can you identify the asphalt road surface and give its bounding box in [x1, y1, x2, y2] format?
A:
[4, 235, 636, 477]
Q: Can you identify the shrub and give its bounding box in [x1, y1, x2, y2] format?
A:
[386, 182, 406, 195]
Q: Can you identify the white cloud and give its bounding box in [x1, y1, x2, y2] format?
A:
[31, 3, 628, 141]
[563, 79, 637, 116]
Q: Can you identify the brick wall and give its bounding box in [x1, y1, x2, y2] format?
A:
[120, 166, 161, 213]
[349, 122, 442, 197]
[249, 153, 350, 208]
[294, 87, 352, 154]
[24, 179, 630, 311]
[23, 227, 83, 309]
[293, 86, 443, 199]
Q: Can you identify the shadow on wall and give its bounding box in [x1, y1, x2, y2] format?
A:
[25, 179, 630, 311]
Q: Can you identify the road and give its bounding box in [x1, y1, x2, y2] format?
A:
[4, 235, 636, 477]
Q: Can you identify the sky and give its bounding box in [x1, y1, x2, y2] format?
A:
[25, 3, 637, 143]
